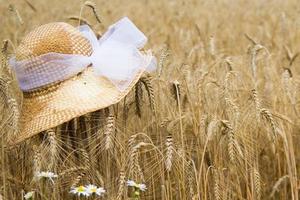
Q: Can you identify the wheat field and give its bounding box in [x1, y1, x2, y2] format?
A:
[0, 0, 300, 199]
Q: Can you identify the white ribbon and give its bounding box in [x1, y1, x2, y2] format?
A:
[9, 17, 156, 91]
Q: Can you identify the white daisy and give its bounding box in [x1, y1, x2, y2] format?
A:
[35, 171, 58, 184]
[24, 191, 34, 199]
[127, 180, 137, 187]
[138, 183, 147, 191]
[85, 184, 106, 196]
[70, 185, 90, 197]
[86, 184, 97, 194]
[95, 187, 106, 196]
[127, 180, 147, 191]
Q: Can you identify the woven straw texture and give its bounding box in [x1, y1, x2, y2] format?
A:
[10, 22, 150, 145]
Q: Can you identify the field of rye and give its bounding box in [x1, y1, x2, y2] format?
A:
[0, 0, 300, 199]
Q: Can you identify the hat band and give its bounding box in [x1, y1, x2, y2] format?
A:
[9, 17, 156, 92]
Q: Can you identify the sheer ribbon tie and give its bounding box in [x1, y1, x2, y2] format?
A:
[9, 17, 156, 91]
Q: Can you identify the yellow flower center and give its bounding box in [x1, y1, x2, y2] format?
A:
[91, 188, 97, 193]
[134, 191, 140, 196]
[78, 186, 85, 192]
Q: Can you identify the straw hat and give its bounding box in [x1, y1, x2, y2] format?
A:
[9, 18, 154, 145]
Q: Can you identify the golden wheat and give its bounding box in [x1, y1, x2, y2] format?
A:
[0, 0, 300, 199]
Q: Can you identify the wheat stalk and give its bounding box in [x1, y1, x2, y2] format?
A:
[284, 46, 299, 67]
[213, 170, 221, 200]
[251, 89, 262, 123]
[0, 44, 14, 198]
[68, 16, 92, 26]
[1, 1, 300, 199]
[187, 161, 195, 199]
[128, 134, 137, 150]
[59, 167, 87, 177]
[6, 97, 19, 138]
[207, 119, 220, 141]
[260, 108, 277, 142]
[158, 45, 170, 77]
[224, 57, 234, 71]
[165, 135, 174, 172]
[116, 170, 126, 200]
[71, 173, 85, 188]
[209, 35, 216, 56]
[270, 175, 289, 198]
[140, 75, 156, 114]
[84, 1, 101, 23]
[32, 145, 41, 178]
[8, 4, 24, 25]
[282, 68, 296, 105]
[250, 44, 264, 82]
[79, 148, 90, 168]
[23, 0, 37, 12]
[253, 168, 261, 200]
[244, 33, 258, 45]
[171, 80, 181, 106]
[104, 114, 115, 150]
[135, 80, 143, 118]
[1, 40, 8, 72]
[221, 120, 239, 164]
[47, 129, 58, 170]
[129, 142, 146, 181]
[224, 72, 240, 127]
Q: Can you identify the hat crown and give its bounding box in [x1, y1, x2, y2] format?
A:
[16, 22, 92, 61]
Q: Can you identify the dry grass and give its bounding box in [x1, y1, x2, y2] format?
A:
[1, 0, 300, 199]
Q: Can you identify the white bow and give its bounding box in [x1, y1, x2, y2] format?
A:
[10, 17, 156, 91]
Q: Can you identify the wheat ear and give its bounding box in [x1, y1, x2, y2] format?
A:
[129, 142, 146, 181]
[68, 16, 92, 26]
[104, 114, 115, 150]
[213, 170, 221, 200]
[8, 4, 24, 25]
[171, 80, 181, 106]
[251, 89, 261, 123]
[253, 168, 261, 200]
[116, 171, 126, 200]
[47, 129, 58, 170]
[135, 80, 143, 118]
[260, 108, 277, 142]
[270, 175, 289, 198]
[158, 45, 170, 77]
[165, 135, 174, 172]
[84, 1, 101, 23]
[221, 120, 238, 164]
[140, 75, 156, 114]
[32, 145, 41, 178]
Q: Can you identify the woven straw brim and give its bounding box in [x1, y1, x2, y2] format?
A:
[10, 58, 150, 145]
